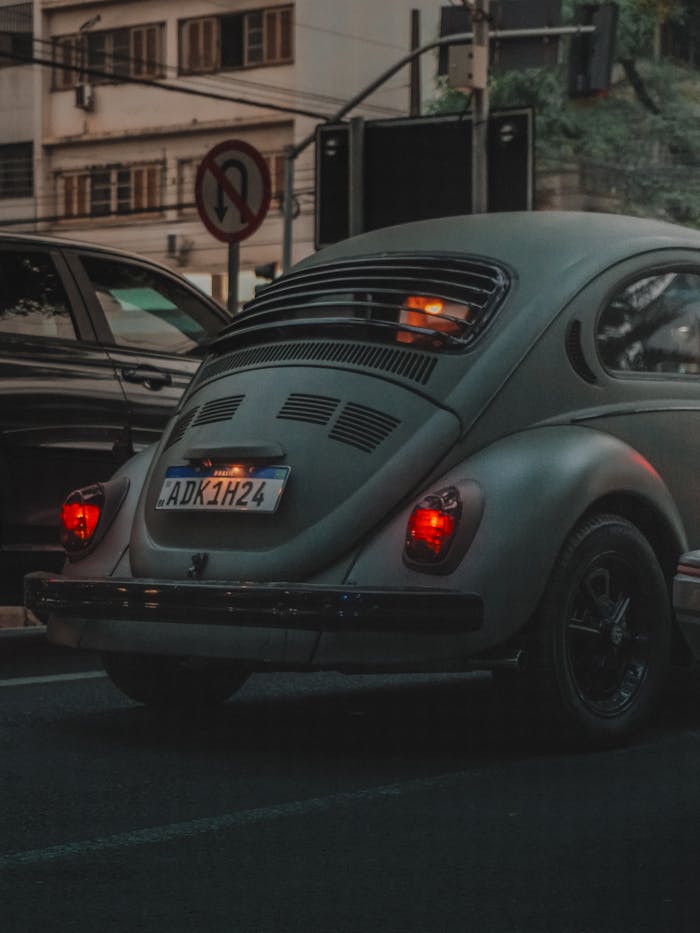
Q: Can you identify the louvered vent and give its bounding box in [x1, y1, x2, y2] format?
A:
[193, 340, 438, 389]
[164, 407, 199, 450]
[566, 320, 597, 384]
[329, 402, 401, 453]
[277, 393, 340, 425]
[192, 394, 245, 427]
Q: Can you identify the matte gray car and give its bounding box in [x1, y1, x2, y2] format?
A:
[26, 211, 700, 744]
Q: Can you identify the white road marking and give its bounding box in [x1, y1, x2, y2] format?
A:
[0, 771, 474, 869]
[0, 671, 106, 688]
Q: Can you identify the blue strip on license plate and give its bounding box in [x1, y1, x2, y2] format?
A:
[156, 464, 290, 513]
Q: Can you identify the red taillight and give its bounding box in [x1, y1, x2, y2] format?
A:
[405, 488, 461, 564]
[61, 486, 104, 552]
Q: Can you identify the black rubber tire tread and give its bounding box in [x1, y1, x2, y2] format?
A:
[529, 512, 672, 746]
[102, 652, 248, 708]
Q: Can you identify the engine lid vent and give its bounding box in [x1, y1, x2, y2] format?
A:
[193, 340, 438, 389]
[277, 393, 340, 425]
[164, 407, 199, 450]
[328, 402, 401, 453]
[192, 394, 245, 427]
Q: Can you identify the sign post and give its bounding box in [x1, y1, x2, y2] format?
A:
[195, 139, 271, 312]
[471, 0, 490, 215]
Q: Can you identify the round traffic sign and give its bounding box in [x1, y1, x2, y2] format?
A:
[195, 139, 272, 243]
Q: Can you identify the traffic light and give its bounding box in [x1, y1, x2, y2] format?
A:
[254, 261, 278, 281]
[568, 2, 619, 98]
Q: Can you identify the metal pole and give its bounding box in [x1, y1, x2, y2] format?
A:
[409, 9, 421, 117]
[282, 144, 295, 272]
[281, 24, 596, 260]
[227, 240, 239, 313]
[471, 0, 490, 214]
[348, 116, 365, 237]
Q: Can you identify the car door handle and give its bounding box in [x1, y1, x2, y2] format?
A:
[121, 366, 173, 390]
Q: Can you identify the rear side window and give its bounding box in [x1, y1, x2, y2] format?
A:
[0, 249, 76, 340]
[597, 271, 700, 375]
[79, 255, 220, 356]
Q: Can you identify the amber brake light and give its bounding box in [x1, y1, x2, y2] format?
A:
[404, 295, 445, 315]
[61, 486, 104, 552]
[398, 296, 471, 345]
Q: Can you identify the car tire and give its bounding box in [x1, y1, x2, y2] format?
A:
[101, 652, 249, 708]
[529, 513, 672, 745]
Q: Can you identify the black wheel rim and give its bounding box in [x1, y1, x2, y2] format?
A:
[565, 552, 652, 717]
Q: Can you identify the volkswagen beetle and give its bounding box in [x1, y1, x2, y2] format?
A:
[25, 211, 700, 744]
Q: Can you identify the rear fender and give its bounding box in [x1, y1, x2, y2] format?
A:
[346, 425, 686, 651]
[63, 445, 156, 580]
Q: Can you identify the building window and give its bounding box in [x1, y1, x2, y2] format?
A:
[180, 5, 293, 74]
[131, 25, 162, 78]
[53, 23, 164, 89]
[180, 18, 219, 74]
[0, 142, 33, 198]
[63, 173, 89, 217]
[177, 159, 197, 216]
[0, 3, 32, 69]
[61, 163, 163, 219]
[53, 36, 80, 89]
[266, 151, 285, 206]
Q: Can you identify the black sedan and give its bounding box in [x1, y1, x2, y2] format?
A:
[0, 232, 228, 604]
[25, 211, 700, 744]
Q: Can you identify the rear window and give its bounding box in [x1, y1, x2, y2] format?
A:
[211, 253, 509, 354]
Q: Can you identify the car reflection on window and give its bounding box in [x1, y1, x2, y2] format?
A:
[597, 271, 700, 375]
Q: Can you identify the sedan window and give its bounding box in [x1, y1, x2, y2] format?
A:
[597, 271, 700, 375]
[0, 249, 77, 340]
[80, 255, 220, 356]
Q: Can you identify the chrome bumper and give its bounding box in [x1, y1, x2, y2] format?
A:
[673, 551, 700, 661]
[24, 571, 483, 669]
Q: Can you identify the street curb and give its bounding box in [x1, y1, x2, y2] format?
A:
[0, 606, 45, 638]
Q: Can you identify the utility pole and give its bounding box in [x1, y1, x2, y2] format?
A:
[348, 116, 365, 237]
[281, 14, 602, 269]
[470, 0, 490, 214]
[409, 9, 421, 117]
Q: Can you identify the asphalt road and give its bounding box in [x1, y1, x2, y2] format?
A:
[2, 636, 700, 933]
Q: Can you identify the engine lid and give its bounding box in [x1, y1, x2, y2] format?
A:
[130, 364, 461, 582]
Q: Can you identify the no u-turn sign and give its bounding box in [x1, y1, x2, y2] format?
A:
[195, 139, 271, 243]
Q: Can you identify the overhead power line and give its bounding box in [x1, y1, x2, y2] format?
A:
[29, 35, 404, 118]
[0, 42, 334, 121]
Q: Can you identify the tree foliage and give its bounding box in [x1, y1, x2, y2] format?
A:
[429, 0, 700, 225]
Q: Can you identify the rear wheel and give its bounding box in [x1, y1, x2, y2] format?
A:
[102, 652, 248, 708]
[529, 513, 672, 745]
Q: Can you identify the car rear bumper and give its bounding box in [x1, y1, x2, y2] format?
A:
[673, 551, 700, 661]
[24, 571, 483, 670]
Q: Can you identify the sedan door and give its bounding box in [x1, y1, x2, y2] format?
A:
[0, 243, 130, 600]
[65, 250, 229, 453]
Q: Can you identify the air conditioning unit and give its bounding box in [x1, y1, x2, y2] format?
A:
[75, 84, 95, 112]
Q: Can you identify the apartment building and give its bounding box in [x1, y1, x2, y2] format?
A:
[0, 2, 34, 226]
[0, 0, 440, 302]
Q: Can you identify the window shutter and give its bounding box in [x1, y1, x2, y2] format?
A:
[279, 7, 293, 61]
[55, 36, 79, 89]
[202, 17, 218, 71]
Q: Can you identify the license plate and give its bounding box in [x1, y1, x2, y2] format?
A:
[156, 464, 290, 513]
